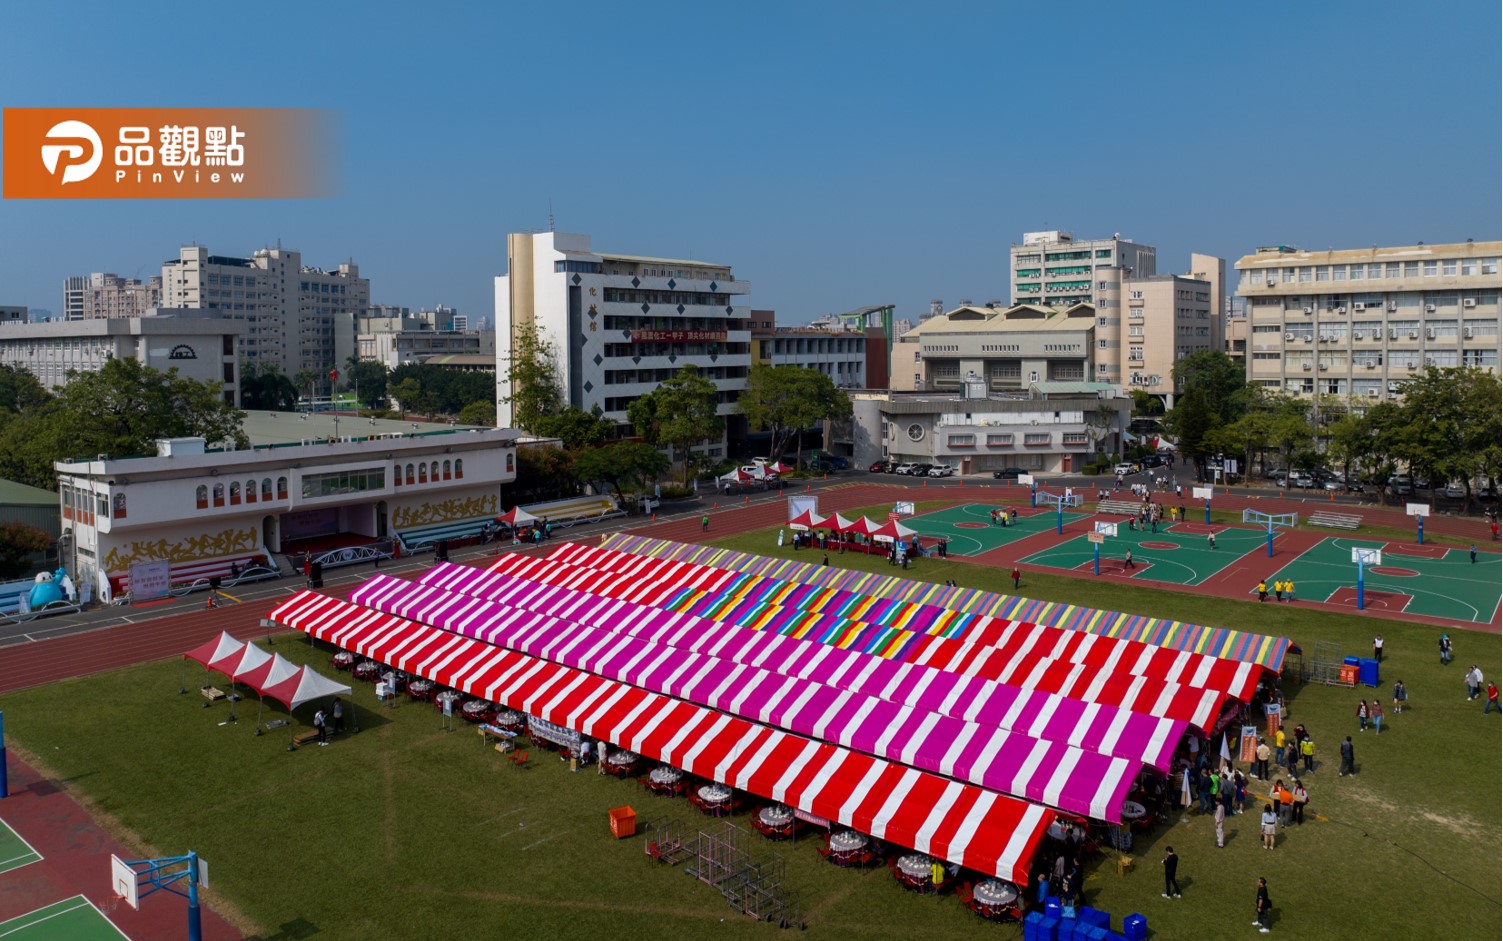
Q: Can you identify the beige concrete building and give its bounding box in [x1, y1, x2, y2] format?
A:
[62, 273, 162, 321]
[161, 246, 370, 378]
[892, 303, 1097, 393]
[1120, 272, 1219, 401]
[1235, 241, 1501, 402]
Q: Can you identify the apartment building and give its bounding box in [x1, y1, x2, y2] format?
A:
[1235, 241, 1501, 402]
[891, 302, 1098, 394]
[160, 245, 370, 377]
[496, 232, 752, 459]
[0, 306, 26, 325]
[61, 273, 162, 320]
[333, 305, 492, 370]
[1119, 270, 1220, 402]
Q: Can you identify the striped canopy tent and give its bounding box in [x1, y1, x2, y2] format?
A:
[838, 516, 883, 538]
[349, 572, 1141, 816]
[261, 665, 352, 713]
[787, 509, 828, 531]
[221, 643, 273, 686]
[182, 631, 243, 693]
[600, 535, 1290, 673]
[764, 460, 795, 474]
[494, 506, 541, 527]
[466, 549, 1240, 729]
[823, 513, 855, 534]
[266, 590, 1055, 882]
[411, 562, 1185, 771]
[870, 519, 918, 544]
[719, 468, 756, 484]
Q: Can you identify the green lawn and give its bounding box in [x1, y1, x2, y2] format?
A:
[1, 525, 1498, 941]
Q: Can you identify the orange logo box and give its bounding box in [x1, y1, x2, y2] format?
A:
[3, 108, 334, 199]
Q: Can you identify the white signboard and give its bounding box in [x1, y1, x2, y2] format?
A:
[1018, 474, 1035, 486]
[1223, 458, 1240, 474]
[1192, 487, 1214, 500]
[892, 501, 916, 516]
[197, 857, 209, 889]
[128, 560, 171, 602]
[1405, 502, 1431, 518]
[787, 495, 819, 522]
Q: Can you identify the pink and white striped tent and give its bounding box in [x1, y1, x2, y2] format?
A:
[267, 590, 1055, 882]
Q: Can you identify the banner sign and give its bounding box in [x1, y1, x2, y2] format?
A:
[129, 560, 171, 602]
[628, 330, 727, 343]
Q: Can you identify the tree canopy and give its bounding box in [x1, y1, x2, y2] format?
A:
[629, 365, 721, 480]
[534, 406, 614, 450]
[573, 441, 670, 502]
[239, 361, 299, 411]
[501, 325, 563, 432]
[736, 364, 853, 459]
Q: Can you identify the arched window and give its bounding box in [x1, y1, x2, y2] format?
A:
[213, 483, 225, 507]
[393, 463, 402, 486]
[430, 461, 439, 482]
[277, 476, 288, 498]
[229, 482, 241, 504]
[262, 478, 273, 500]
[455, 458, 464, 478]
[196, 485, 208, 510]
[442, 459, 451, 480]
[418, 463, 428, 483]
[504, 451, 512, 473]
[113, 493, 127, 519]
[405, 463, 415, 485]
[245, 479, 257, 503]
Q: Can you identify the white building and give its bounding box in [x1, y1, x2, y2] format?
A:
[0, 306, 26, 325]
[161, 246, 370, 378]
[0, 310, 242, 401]
[1235, 241, 1501, 402]
[334, 305, 492, 371]
[55, 426, 517, 602]
[496, 232, 752, 459]
[62, 273, 162, 320]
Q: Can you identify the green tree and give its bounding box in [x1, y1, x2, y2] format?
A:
[501, 324, 563, 432]
[1170, 351, 1245, 419]
[534, 406, 614, 450]
[1389, 366, 1502, 505]
[508, 444, 578, 504]
[629, 365, 722, 481]
[292, 369, 322, 403]
[1129, 389, 1164, 417]
[0, 520, 53, 579]
[342, 358, 390, 410]
[736, 364, 853, 460]
[239, 361, 299, 411]
[388, 378, 422, 418]
[573, 441, 670, 503]
[0, 364, 51, 414]
[457, 400, 497, 427]
[1162, 386, 1215, 473]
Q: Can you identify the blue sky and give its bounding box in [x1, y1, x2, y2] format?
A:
[1, 1, 1498, 326]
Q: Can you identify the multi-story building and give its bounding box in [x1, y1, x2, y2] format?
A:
[496, 232, 752, 459]
[891, 303, 1098, 394]
[0, 310, 242, 401]
[160, 245, 370, 378]
[333, 305, 492, 371]
[850, 388, 1129, 476]
[61, 273, 162, 320]
[1119, 269, 1221, 402]
[1235, 241, 1501, 402]
[0, 306, 26, 325]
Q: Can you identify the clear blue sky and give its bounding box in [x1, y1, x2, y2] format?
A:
[2, 1, 1498, 325]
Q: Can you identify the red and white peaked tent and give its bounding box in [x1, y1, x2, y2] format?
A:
[871, 519, 918, 544]
[825, 513, 855, 533]
[495, 506, 541, 527]
[184, 632, 243, 674]
[764, 460, 794, 474]
[787, 508, 828, 531]
[222, 643, 272, 685]
[261, 666, 352, 712]
[238, 652, 302, 696]
[840, 516, 882, 538]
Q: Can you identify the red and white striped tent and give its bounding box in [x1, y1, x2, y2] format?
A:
[787, 508, 828, 531]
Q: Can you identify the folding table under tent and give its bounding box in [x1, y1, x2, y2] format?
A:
[260, 666, 354, 747]
[236, 652, 304, 734]
[266, 590, 1056, 883]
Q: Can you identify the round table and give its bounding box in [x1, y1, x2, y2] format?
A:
[332, 652, 354, 671]
[352, 660, 379, 681]
[1047, 821, 1067, 841]
[493, 709, 524, 728]
[972, 879, 1018, 908]
[461, 700, 491, 722]
[649, 766, 683, 786]
[896, 853, 936, 880]
[434, 690, 463, 712]
[606, 749, 640, 767]
[407, 678, 435, 700]
[698, 783, 733, 804]
[1121, 800, 1146, 821]
[829, 831, 868, 854]
[759, 805, 794, 828]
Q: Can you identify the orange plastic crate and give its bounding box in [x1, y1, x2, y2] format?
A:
[609, 806, 636, 839]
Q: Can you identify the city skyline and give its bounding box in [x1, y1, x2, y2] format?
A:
[1, 1, 1498, 327]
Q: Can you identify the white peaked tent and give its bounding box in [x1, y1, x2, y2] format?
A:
[182, 632, 244, 692]
[495, 506, 541, 527]
[262, 666, 352, 712]
[225, 644, 273, 686]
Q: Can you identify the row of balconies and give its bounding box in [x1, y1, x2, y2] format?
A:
[1280, 328, 1487, 342]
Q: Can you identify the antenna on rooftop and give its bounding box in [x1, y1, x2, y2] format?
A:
[548, 200, 554, 232]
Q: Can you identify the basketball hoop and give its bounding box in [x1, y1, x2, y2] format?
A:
[100, 894, 121, 915]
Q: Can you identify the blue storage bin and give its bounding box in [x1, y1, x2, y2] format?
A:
[1077, 906, 1110, 929]
[1054, 921, 1077, 941]
[1036, 915, 1060, 941]
[1343, 655, 1360, 666]
[1123, 912, 1148, 941]
[1359, 657, 1380, 687]
[1085, 928, 1110, 941]
[1023, 910, 1044, 941]
[1045, 898, 1062, 918]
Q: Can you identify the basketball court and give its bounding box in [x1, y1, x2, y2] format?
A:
[1020, 520, 1266, 585]
[1266, 537, 1501, 624]
[902, 502, 1091, 557]
[0, 896, 127, 941]
[0, 817, 43, 876]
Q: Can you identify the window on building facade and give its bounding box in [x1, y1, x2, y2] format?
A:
[262, 478, 273, 500]
[213, 483, 225, 507]
[230, 482, 241, 505]
[196, 485, 208, 509]
[277, 476, 288, 498]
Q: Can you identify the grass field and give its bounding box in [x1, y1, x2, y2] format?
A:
[0, 514, 1498, 940]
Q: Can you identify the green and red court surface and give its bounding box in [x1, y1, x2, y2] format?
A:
[0, 896, 127, 941]
[0, 818, 43, 877]
[905, 502, 1501, 625]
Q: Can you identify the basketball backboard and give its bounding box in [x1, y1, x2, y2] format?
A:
[1405, 502, 1430, 517]
[1094, 521, 1119, 536]
[1192, 487, 1214, 500]
[1352, 547, 1383, 566]
[111, 854, 140, 910]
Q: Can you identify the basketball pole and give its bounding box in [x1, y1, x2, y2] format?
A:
[1416, 515, 1424, 545]
[1093, 541, 1100, 576]
[0, 711, 8, 798]
[1357, 558, 1366, 610]
[1267, 523, 1275, 558]
[1204, 496, 1212, 526]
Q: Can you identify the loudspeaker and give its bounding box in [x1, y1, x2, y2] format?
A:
[435, 539, 450, 562]
[309, 562, 324, 589]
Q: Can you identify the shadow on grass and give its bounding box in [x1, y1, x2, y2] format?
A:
[243, 916, 319, 940]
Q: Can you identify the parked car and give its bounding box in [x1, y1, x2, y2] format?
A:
[869, 460, 892, 473]
[992, 467, 1028, 481]
[893, 462, 919, 476]
[1143, 454, 1170, 468]
[828, 457, 850, 471]
[1113, 462, 1139, 476]
[1321, 477, 1345, 492]
[927, 465, 956, 478]
[1443, 482, 1467, 499]
[1290, 472, 1316, 488]
[1389, 475, 1413, 496]
[1270, 471, 1290, 487]
[912, 463, 936, 477]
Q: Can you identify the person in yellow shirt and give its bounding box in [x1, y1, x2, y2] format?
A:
[1274, 727, 1287, 769]
[1257, 580, 1269, 602]
[1285, 579, 1296, 603]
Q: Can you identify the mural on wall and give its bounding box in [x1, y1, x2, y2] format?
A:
[103, 526, 261, 572]
[391, 494, 497, 529]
